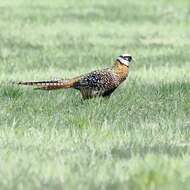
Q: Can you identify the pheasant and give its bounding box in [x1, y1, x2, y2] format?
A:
[17, 54, 133, 99]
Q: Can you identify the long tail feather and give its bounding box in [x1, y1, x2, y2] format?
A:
[16, 79, 76, 90]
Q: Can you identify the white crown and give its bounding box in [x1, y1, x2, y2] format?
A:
[116, 57, 129, 66]
[116, 54, 131, 66]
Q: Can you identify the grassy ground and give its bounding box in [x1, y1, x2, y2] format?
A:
[0, 0, 190, 189]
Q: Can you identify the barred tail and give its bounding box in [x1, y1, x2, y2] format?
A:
[16, 78, 79, 90]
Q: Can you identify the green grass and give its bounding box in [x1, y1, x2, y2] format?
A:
[0, 0, 190, 189]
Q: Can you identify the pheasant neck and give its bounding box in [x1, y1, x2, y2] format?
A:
[112, 61, 129, 82]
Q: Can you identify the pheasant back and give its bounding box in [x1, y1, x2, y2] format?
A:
[73, 69, 120, 99]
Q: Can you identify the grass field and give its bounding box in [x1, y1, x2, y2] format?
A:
[0, 0, 190, 189]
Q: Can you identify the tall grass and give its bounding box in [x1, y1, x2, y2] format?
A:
[0, 0, 190, 189]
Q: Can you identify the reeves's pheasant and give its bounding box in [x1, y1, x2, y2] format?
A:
[17, 54, 133, 99]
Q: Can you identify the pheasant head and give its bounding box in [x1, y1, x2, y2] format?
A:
[112, 53, 134, 81]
